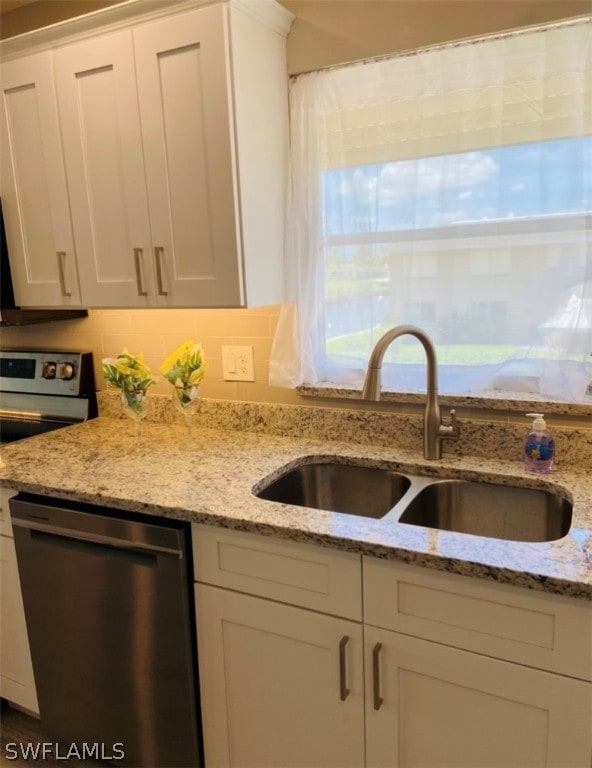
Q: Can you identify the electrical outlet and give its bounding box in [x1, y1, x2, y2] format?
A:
[222, 345, 255, 382]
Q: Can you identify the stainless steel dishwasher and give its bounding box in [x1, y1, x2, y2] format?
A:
[9, 493, 203, 768]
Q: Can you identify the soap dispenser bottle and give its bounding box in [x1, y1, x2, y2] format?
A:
[523, 412, 555, 474]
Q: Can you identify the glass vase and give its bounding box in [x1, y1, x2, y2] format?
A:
[172, 384, 200, 439]
[121, 388, 150, 438]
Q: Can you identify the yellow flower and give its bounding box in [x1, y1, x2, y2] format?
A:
[188, 367, 205, 386]
[102, 349, 156, 392]
[160, 340, 207, 386]
[160, 342, 188, 376]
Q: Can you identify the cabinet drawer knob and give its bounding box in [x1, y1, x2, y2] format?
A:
[339, 635, 350, 702]
[373, 642, 383, 710]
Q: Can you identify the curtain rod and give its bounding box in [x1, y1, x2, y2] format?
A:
[290, 13, 591, 80]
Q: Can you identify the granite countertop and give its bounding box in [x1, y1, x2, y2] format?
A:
[1, 414, 591, 600]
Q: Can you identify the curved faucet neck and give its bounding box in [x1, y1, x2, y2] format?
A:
[361, 324, 459, 460]
[363, 325, 439, 401]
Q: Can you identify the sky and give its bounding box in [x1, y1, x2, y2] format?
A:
[323, 136, 592, 235]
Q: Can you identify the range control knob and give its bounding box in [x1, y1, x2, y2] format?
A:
[41, 361, 57, 379]
[57, 362, 76, 381]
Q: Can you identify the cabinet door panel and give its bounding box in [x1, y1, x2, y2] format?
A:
[0, 535, 39, 713]
[196, 584, 364, 768]
[1, 52, 81, 307]
[365, 626, 592, 768]
[363, 557, 592, 681]
[192, 522, 362, 620]
[134, 5, 242, 306]
[54, 31, 155, 306]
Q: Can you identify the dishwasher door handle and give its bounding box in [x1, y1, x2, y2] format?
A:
[12, 517, 183, 558]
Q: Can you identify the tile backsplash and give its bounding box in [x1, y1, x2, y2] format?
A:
[2, 307, 591, 432]
[0, 306, 301, 405]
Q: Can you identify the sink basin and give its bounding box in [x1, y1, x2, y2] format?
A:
[255, 457, 572, 542]
[256, 461, 411, 518]
[398, 479, 572, 542]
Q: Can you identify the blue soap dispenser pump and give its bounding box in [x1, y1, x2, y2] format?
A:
[523, 412, 555, 474]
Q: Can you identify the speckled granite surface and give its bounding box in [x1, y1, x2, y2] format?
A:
[299, 384, 592, 417]
[1, 395, 590, 600]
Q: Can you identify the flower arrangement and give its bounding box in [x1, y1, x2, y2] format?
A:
[102, 349, 156, 415]
[160, 341, 206, 435]
[159, 340, 207, 390]
[102, 348, 157, 392]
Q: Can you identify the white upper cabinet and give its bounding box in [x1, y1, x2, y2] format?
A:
[133, 5, 241, 306]
[1, 0, 293, 308]
[54, 30, 156, 307]
[1, 52, 82, 307]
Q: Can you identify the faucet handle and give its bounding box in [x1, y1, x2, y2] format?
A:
[440, 408, 460, 439]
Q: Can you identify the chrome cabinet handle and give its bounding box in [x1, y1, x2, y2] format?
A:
[134, 248, 148, 296]
[154, 246, 168, 296]
[373, 642, 383, 710]
[57, 252, 72, 297]
[339, 635, 350, 701]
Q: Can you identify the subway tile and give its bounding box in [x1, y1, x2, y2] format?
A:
[200, 379, 240, 400]
[101, 333, 166, 356]
[87, 310, 132, 333]
[226, 314, 275, 338]
[2, 308, 591, 436]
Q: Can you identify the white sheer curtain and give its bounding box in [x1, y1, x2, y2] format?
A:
[270, 18, 592, 402]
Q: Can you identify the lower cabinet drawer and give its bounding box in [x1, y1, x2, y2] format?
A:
[192, 523, 362, 621]
[363, 557, 592, 681]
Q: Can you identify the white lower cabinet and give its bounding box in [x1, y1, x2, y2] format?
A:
[0, 489, 39, 714]
[193, 524, 592, 768]
[363, 557, 592, 768]
[364, 625, 592, 768]
[192, 523, 365, 767]
[196, 584, 365, 768]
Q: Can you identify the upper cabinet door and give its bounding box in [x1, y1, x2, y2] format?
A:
[53, 31, 156, 307]
[1, 0, 292, 309]
[0, 51, 82, 307]
[134, 5, 242, 307]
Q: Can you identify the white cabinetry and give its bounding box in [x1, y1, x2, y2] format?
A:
[0, 53, 82, 307]
[193, 524, 364, 768]
[364, 558, 592, 768]
[1, 0, 292, 308]
[193, 523, 592, 768]
[0, 488, 39, 714]
[364, 627, 591, 768]
[196, 585, 364, 768]
[53, 29, 155, 308]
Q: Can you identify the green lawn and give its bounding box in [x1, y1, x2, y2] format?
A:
[326, 330, 527, 364]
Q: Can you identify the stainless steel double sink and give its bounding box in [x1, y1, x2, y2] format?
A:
[254, 459, 572, 543]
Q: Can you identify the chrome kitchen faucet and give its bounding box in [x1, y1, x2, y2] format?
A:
[362, 325, 460, 460]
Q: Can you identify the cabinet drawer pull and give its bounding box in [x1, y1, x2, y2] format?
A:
[339, 635, 350, 701]
[154, 247, 168, 296]
[373, 642, 383, 710]
[57, 252, 72, 296]
[134, 248, 148, 296]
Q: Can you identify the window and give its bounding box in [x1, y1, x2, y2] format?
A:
[270, 18, 592, 402]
